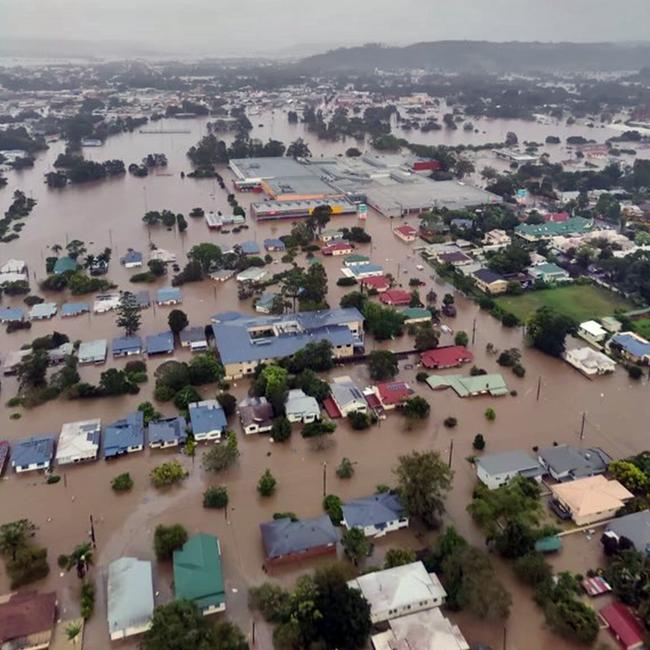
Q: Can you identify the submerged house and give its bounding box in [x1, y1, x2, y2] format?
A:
[149, 417, 187, 449]
[189, 400, 227, 442]
[239, 396, 274, 435]
[103, 412, 145, 459]
[285, 389, 321, 423]
[55, 419, 101, 465]
[11, 436, 55, 473]
[342, 493, 408, 538]
[0, 591, 57, 650]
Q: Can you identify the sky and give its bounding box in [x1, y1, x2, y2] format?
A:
[2, 0, 649, 58]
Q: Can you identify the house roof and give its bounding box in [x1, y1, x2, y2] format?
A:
[375, 381, 414, 406]
[61, 302, 89, 317]
[343, 493, 405, 528]
[149, 417, 187, 445]
[599, 602, 644, 649]
[530, 262, 568, 276]
[263, 238, 286, 251]
[173, 534, 225, 610]
[146, 331, 174, 354]
[344, 254, 370, 266]
[104, 412, 145, 458]
[538, 444, 611, 478]
[111, 336, 143, 354]
[55, 419, 101, 462]
[331, 376, 366, 409]
[0, 307, 24, 322]
[476, 450, 544, 478]
[11, 436, 55, 467]
[179, 326, 207, 345]
[239, 397, 274, 429]
[0, 591, 57, 643]
[236, 267, 267, 282]
[156, 287, 182, 303]
[437, 251, 471, 264]
[380, 289, 411, 306]
[348, 562, 446, 615]
[425, 373, 508, 397]
[120, 250, 143, 265]
[29, 302, 57, 319]
[260, 515, 340, 559]
[361, 275, 390, 290]
[551, 475, 633, 518]
[611, 332, 650, 359]
[473, 268, 505, 284]
[78, 339, 107, 362]
[53, 256, 77, 274]
[135, 290, 151, 308]
[285, 389, 320, 417]
[605, 510, 650, 554]
[401, 307, 432, 320]
[189, 400, 227, 435]
[395, 224, 417, 236]
[516, 216, 592, 238]
[107, 557, 154, 636]
[347, 262, 384, 278]
[239, 241, 260, 255]
[420, 346, 473, 368]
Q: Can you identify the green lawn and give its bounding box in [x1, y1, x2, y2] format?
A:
[495, 285, 633, 323]
[633, 318, 650, 339]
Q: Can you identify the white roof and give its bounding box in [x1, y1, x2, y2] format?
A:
[285, 389, 320, 417]
[236, 267, 267, 282]
[78, 339, 107, 362]
[348, 562, 446, 616]
[566, 347, 616, 371]
[55, 419, 101, 463]
[149, 248, 176, 263]
[107, 557, 154, 636]
[579, 320, 607, 338]
[0, 259, 26, 273]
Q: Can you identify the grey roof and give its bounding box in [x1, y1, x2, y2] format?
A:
[476, 450, 544, 477]
[260, 515, 340, 559]
[606, 510, 650, 554]
[107, 557, 154, 636]
[120, 250, 143, 265]
[473, 268, 505, 284]
[331, 378, 365, 409]
[156, 287, 182, 303]
[230, 156, 308, 180]
[285, 389, 320, 417]
[189, 400, 227, 435]
[239, 241, 260, 255]
[180, 326, 207, 345]
[61, 302, 90, 317]
[146, 331, 174, 355]
[29, 302, 57, 319]
[111, 336, 143, 355]
[11, 436, 55, 467]
[78, 339, 107, 362]
[538, 444, 611, 479]
[343, 493, 405, 528]
[149, 417, 187, 446]
[103, 412, 145, 458]
[135, 291, 150, 308]
[239, 396, 274, 429]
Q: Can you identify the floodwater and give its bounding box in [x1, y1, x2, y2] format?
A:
[0, 112, 641, 649]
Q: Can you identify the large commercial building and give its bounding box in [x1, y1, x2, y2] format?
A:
[211, 308, 364, 378]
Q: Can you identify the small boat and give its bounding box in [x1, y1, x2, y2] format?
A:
[0, 441, 9, 475]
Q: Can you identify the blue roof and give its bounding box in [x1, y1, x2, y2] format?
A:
[211, 311, 242, 323]
[149, 417, 187, 446]
[211, 307, 363, 365]
[156, 287, 182, 303]
[611, 332, 650, 358]
[263, 238, 286, 251]
[53, 257, 77, 274]
[239, 241, 260, 255]
[111, 335, 143, 355]
[104, 412, 145, 458]
[146, 331, 174, 355]
[120, 250, 143, 264]
[342, 493, 405, 528]
[189, 402, 227, 435]
[348, 263, 384, 278]
[0, 307, 24, 322]
[11, 436, 55, 467]
[61, 302, 90, 317]
[256, 292, 277, 308]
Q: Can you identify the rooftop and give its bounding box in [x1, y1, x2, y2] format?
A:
[103, 412, 145, 458]
[149, 417, 187, 446]
[0, 591, 57, 644]
[551, 475, 633, 518]
[189, 400, 227, 435]
[260, 515, 340, 559]
[425, 373, 508, 397]
[538, 444, 611, 478]
[11, 436, 55, 468]
[476, 450, 544, 478]
[107, 557, 154, 637]
[343, 492, 405, 528]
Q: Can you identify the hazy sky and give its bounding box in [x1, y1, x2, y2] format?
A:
[2, 0, 649, 57]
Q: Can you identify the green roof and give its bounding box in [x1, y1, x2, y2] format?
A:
[426, 373, 508, 397]
[344, 254, 370, 264]
[515, 217, 592, 239]
[533, 262, 567, 275]
[401, 307, 432, 320]
[173, 534, 225, 611]
[534, 536, 562, 553]
[53, 256, 78, 274]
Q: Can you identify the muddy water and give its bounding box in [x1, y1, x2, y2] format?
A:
[0, 115, 640, 649]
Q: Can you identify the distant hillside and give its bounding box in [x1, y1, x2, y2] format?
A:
[297, 41, 650, 74]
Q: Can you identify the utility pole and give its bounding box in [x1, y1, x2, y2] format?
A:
[471, 318, 477, 345]
[579, 412, 586, 441]
[503, 624, 507, 650]
[322, 461, 327, 497]
[448, 439, 454, 468]
[536, 376, 542, 401]
[89, 514, 96, 549]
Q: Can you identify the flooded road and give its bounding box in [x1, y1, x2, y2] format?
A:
[0, 113, 639, 649]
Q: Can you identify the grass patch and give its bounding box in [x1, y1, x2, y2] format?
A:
[633, 318, 650, 339]
[495, 285, 633, 323]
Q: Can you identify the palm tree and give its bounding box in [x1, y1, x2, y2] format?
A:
[65, 621, 82, 646]
[65, 542, 94, 579]
[51, 243, 63, 256]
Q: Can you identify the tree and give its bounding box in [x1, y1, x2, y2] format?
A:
[495, 520, 536, 559]
[116, 291, 141, 336]
[176, 213, 188, 233]
[65, 621, 82, 646]
[167, 309, 188, 334]
[216, 392, 237, 417]
[454, 331, 469, 347]
[348, 410, 371, 430]
[153, 524, 188, 561]
[188, 353, 223, 385]
[203, 486, 228, 509]
[310, 204, 332, 234]
[302, 421, 336, 438]
[394, 451, 453, 528]
[99, 368, 138, 396]
[605, 550, 650, 606]
[150, 461, 188, 488]
[472, 434, 486, 450]
[203, 431, 239, 472]
[259, 364, 289, 415]
[301, 263, 328, 306]
[138, 401, 161, 425]
[608, 460, 649, 493]
[173, 385, 202, 412]
[505, 131, 518, 146]
[367, 350, 398, 380]
[526, 306, 576, 357]
[403, 396, 430, 420]
[363, 302, 405, 340]
[187, 242, 222, 274]
[336, 457, 355, 479]
[442, 293, 455, 306]
[248, 583, 292, 623]
[341, 528, 370, 566]
[293, 368, 330, 401]
[258, 469, 277, 497]
[111, 473, 134, 492]
[323, 494, 343, 525]
[340, 291, 367, 312]
[384, 548, 416, 568]
[61, 542, 94, 579]
[16, 349, 49, 389]
[414, 326, 439, 351]
[213, 621, 248, 650]
[0, 519, 36, 561]
[286, 137, 311, 159]
[271, 417, 292, 442]
[484, 407, 496, 421]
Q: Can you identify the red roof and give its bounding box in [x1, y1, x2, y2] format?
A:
[323, 397, 342, 419]
[322, 241, 354, 255]
[600, 603, 644, 649]
[0, 592, 56, 644]
[376, 381, 414, 406]
[395, 225, 417, 236]
[365, 393, 382, 410]
[380, 289, 411, 306]
[360, 275, 390, 292]
[420, 345, 474, 369]
[546, 211, 569, 223]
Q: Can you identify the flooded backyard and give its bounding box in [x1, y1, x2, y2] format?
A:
[0, 112, 643, 649]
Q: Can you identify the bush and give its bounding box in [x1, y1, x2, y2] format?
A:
[125, 359, 147, 375]
[257, 469, 277, 497]
[248, 583, 291, 623]
[6, 546, 50, 588]
[173, 385, 202, 412]
[80, 581, 95, 620]
[627, 365, 643, 380]
[348, 410, 371, 430]
[443, 417, 458, 428]
[484, 408, 496, 422]
[501, 312, 520, 327]
[416, 371, 429, 383]
[271, 417, 292, 442]
[150, 460, 188, 488]
[203, 486, 228, 508]
[336, 277, 358, 287]
[512, 364, 526, 378]
[154, 523, 188, 560]
[323, 494, 343, 525]
[111, 472, 134, 492]
[302, 420, 336, 438]
[336, 457, 355, 479]
[473, 434, 486, 450]
[46, 475, 61, 484]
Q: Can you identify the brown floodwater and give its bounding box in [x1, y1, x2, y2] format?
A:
[0, 112, 640, 649]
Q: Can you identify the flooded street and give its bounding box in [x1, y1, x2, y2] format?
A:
[0, 113, 642, 649]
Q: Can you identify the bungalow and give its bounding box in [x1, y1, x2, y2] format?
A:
[608, 331, 650, 365]
[0, 307, 24, 323]
[263, 238, 286, 252]
[53, 256, 77, 274]
[472, 268, 508, 295]
[425, 373, 508, 397]
[255, 292, 278, 314]
[120, 249, 143, 268]
[599, 602, 644, 650]
[578, 320, 608, 346]
[401, 307, 432, 324]
[360, 275, 390, 293]
[155, 287, 182, 306]
[238, 241, 260, 256]
[61, 302, 90, 318]
[179, 326, 208, 352]
[373, 381, 414, 410]
[475, 450, 545, 490]
[210, 269, 235, 283]
[380, 289, 411, 307]
[78, 339, 108, 365]
[343, 262, 384, 280]
[11, 435, 55, 473]
[393, 224, 418, 242]
[420, 346, 473, 369]
[322, 241, 354, 256]
[189, 400, 227, 442]
[528, 262, 570, 284]
[236, 267, 267, 283]
[107, 557, 154, 641]
[342, 493, 408, 538]
[321, 228, 345, 243]
[285, 389, 320, 423]
[550, 476, 633, 526]
[603, 510, 650, 556]
[239, 396, 274, 435]
[260, 515, 340, 567]
[93, 293, 121, 314]
[329, 376, 367, 417]
[564, 347, 616, 376]
[146, 331, 174, 356]
[347, 562, 445, 624]
[29, 302, 57, 320]
[173, 534, 226, 615]
[111, 336, 143, 358]
[149, 417, 187, 449]
[0, 591, 57, 650]
[537, 444, 611, 482]
[104, 412, 145, 459]
[55, 419, 101, 465]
